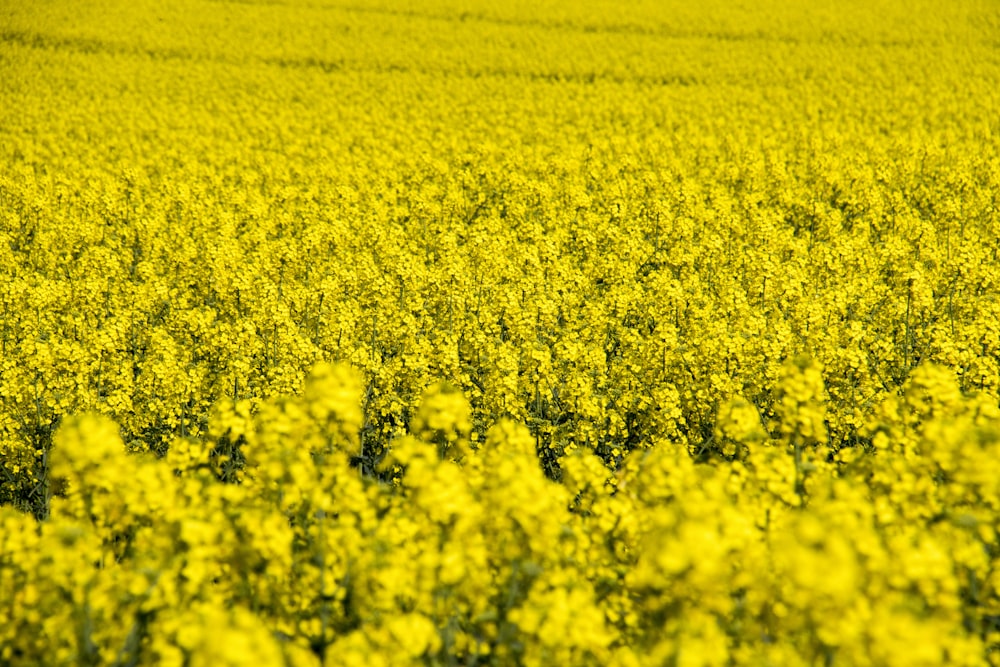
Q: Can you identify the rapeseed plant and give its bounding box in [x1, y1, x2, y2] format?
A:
[2, 0, 1000, 664]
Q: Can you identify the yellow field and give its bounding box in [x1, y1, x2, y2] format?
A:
[2, 0, 1000, 664]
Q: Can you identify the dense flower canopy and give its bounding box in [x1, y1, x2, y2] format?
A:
[2, 0, 1000, 664]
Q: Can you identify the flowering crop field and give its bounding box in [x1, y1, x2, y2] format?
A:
[2, 0, 1000, 664]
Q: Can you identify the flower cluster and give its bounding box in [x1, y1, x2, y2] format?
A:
[3, 362, 1000, 665]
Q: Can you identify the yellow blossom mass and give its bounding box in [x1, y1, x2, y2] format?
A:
[2, 0, 1000, 664]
